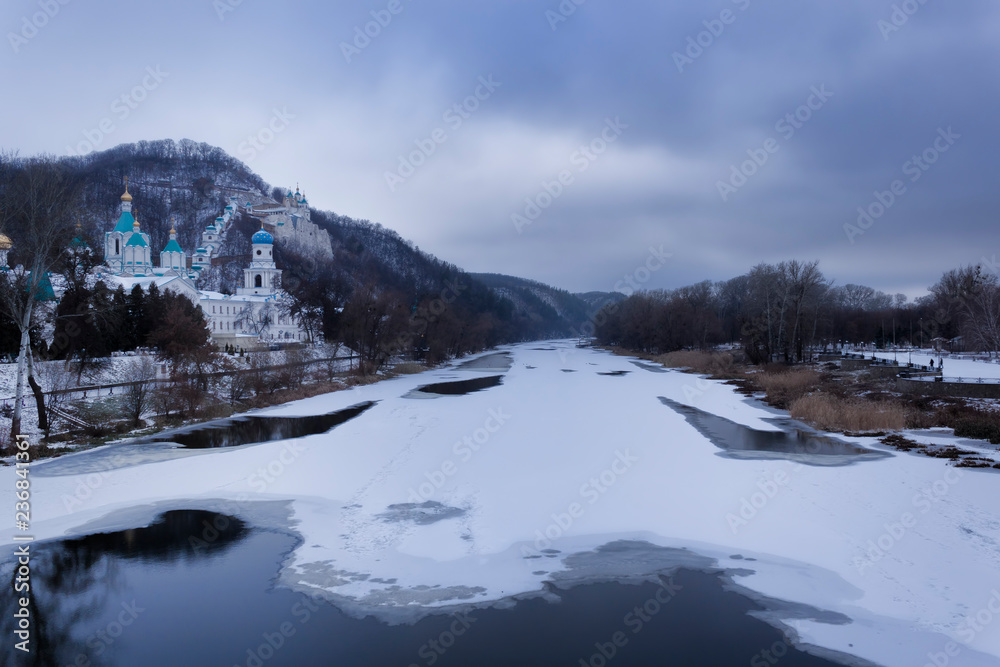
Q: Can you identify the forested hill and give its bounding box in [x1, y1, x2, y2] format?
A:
[470, 273, 596, 336]
[61, 139, 271, 260]
[3, 139, 593, 357]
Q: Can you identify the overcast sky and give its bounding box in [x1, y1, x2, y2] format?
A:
[2, 0, 998, 298]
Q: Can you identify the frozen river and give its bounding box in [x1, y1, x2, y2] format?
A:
[3, 341, 999, 666]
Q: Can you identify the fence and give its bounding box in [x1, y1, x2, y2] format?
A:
[0, 354, 358, 411]
[904, 375, 1000, 385]
[839, 352, 937, 373]
[896, 375, 1000, 399]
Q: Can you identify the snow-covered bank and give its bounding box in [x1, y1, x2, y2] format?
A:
[869, 348, 1000, 380]
[6, 342, 1000, 666]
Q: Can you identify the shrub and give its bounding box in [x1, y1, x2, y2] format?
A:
[391, 362, 428, 375]
[952, 415, 1000, 444]
[248, 382, 346, 409]
[790, 393, 911, 432]
[655, 351, 735, 376]
[77, 398, 125, 437]
[756, 369, 820, 408]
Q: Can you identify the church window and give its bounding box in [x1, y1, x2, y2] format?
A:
[255, 275, 263, 288]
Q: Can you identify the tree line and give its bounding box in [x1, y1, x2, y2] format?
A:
[594, 259, 1000, 362]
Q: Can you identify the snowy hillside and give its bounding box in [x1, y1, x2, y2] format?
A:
[69, 139, 272, 259]
[33, 141, 587, 338]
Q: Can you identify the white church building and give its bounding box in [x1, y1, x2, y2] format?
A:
[100, 181, 308, 346]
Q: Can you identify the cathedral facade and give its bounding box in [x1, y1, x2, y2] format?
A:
[100, 182, 308, 346]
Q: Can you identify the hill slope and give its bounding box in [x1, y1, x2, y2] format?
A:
[5, 140, 591, 347]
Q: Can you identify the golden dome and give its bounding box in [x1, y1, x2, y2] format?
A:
[121, 176, 133, 202]
[0, 233, 12, 250]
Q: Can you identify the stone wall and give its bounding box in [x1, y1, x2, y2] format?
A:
[841, 358, 874, 371]
[863, 365, 912, 379]
[896, 377, 1000, 399]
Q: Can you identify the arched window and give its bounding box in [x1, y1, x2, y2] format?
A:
[115, 239, 120, 254]
[255, 274, 263, 288]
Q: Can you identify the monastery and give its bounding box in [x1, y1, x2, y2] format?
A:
[100, 180, 308, 345]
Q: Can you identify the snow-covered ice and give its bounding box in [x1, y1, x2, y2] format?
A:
[5, 341, 1000, 666]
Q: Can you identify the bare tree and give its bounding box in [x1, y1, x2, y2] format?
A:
[926, 265, 981, 341]
[784, 260, 828, 362]
[226, 369, 252, 405]
[340, 283, 408, 373]
[322, 340, 345, 381]
[0, 155, 81, 442]
[122, 357, 157, 427]
[234, 301, 275, 338]
[960, 268, 1000, 355]
[245, 350, 271, 395]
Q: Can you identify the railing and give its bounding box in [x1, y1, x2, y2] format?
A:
[906, 376, 1000, 384]
[839, 352, 938, 373]
[0, 354, 357, 410]
[48, 405, 90, 429]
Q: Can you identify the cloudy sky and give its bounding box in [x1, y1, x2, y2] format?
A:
[2, 0, 998, 298]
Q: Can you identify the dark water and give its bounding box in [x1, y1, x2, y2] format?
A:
[415, 375, 503, 396]
[659, 397, 888, 465]
[145, 402, 376, 449]
[0, 511, 853, 667]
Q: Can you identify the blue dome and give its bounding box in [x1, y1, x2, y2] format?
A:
[252, 229, 273, 244]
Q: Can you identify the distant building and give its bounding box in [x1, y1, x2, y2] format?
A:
[103, 181, 153, 276]
[99, 180, 308, 346]
[0, 231, 11, 270]
[159, 222, 186, 274]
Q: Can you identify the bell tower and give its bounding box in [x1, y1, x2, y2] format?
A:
[237, 224, 282, 296]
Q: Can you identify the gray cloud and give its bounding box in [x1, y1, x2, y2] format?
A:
[1, 0, 997, 299]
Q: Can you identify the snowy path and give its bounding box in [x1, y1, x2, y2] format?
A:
[869, 348, 1000, 380]
[5, 341, 1000, 666]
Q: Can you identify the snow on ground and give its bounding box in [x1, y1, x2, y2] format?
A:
[0, 344, 347, 401]
[4, 341, 1000, 667]
[0, 354, 139, 400]
[868, 348, 1000, 380]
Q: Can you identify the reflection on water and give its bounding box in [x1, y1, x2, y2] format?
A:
[146, 402, 376, 449]
[0, 511, 247, 666]
[659, 397, 888, 466]
[414, 375, 504, 396]
[0, 511, 852, 666]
